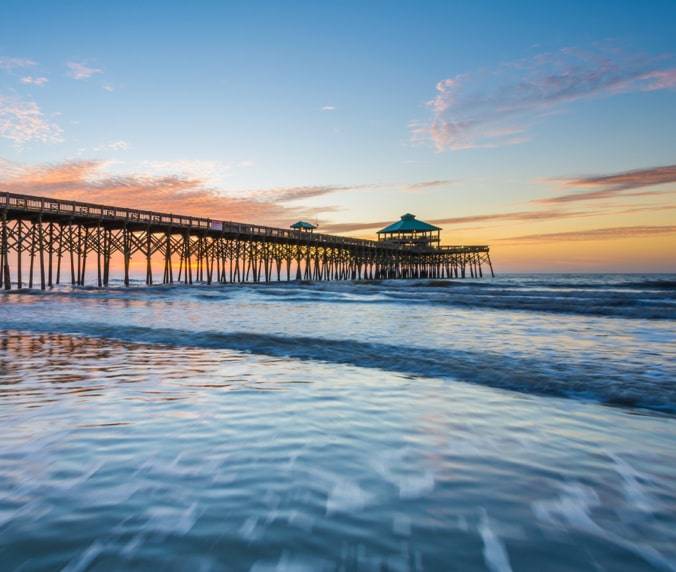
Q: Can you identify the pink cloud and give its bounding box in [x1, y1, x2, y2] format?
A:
[0, 56, 36, 71]
[496, 225, 676, 243]
[66, 61, 103, 80]
[404, 179, 456, 192]
[20, 75, 48, 86]
[264, 185, 360, 202]
[538, 164, 676, 204]
[0, 159, 333, 227]
[640, 69, 676, 90]
[0, 95, 63, 145]
[413, 45, 676, 151]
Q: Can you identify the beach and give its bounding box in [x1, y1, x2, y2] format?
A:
[1, 275, 675, 570]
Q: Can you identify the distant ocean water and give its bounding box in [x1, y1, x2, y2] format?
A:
[1, 274, 675, 571]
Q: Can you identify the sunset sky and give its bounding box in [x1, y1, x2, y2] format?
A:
[1, 0, 675, 272]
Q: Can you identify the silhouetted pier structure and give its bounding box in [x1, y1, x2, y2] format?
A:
[1, 192, 493, 289]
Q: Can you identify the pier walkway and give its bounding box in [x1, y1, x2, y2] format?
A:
[1, 192, 493, 289]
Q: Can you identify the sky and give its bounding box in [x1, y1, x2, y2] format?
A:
[1, 0, 675, 272]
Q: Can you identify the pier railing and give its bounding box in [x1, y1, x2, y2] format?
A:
[1, 192, 396, 251]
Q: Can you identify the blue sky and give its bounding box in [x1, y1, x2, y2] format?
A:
[1, 0, 675, 270]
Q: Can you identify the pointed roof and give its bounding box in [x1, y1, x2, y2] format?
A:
[290, 220, 317, 230]
[378, 213, 441, 234]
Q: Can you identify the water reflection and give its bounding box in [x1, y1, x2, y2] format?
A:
[0, 331, 675, 570]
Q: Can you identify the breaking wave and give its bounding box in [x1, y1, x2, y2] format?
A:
[8, 274, 676, 320]
[230, 275, 676, 320]
[2, 322, 674, 413]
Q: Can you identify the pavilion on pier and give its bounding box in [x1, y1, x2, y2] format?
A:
[377, 213, 440, 249]
[290, 220, 317, 233]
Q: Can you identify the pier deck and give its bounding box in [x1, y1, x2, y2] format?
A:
[1, 192, 493, 289]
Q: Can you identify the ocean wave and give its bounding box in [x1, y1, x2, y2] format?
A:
[243, 282, 676, 320]
[2, 324, 674, 413]
[4, 276, 675, 320]
[384, 290, 675, 320]
[535, 279, 676, 290]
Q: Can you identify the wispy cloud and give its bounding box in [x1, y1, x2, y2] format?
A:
[264, 185, 360, 202]
[0, 157, 26, 179]
[404, 179, 456, 191]
[93, 140, 130, 152]
[319, 220, 390, 233]
[262, 179, 455, 204]
[412, 45, 676, 151]
[496, 225, 676, 243]
[20, 75, 48, 86]
[135, 159, 246, 186]
[431, 209, 598, 225]
[0, 56, 36, 71]
[640, 69, 676, 90]
[612, 203, 676, 216]
[320, 207, 598, 234]
[0, 95, 63, 145]
[66, 61, 103, 80]
[104, 159, 255, 188]
[321, 105, 336, 111]
[538, 164, 676, 204]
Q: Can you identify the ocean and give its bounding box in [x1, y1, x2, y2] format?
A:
[1, 274, 675, 571]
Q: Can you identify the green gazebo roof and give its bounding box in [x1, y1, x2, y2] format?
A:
[290, 220, 317, 230]
[378, 213, 440, 234]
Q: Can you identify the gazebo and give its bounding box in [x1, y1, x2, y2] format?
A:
[290, 220, 317, 233]
[377, 213, 441, 249]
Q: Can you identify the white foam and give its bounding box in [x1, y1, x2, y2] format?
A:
[325, 479, 371, 514]
[61, 541, 105, 572]
[250, 551, 333, 572]
[478, 511, 513, 572]
[239, 515, 263, 541]
[532, 483, 601, 533]
[286, 510, 315, 531]
[397, 471, 435, 499]
[533, 483, 676, 571]
[610, 453, 657, 513]
[143, 501, 199, 536]
[370, 449, 435, 499]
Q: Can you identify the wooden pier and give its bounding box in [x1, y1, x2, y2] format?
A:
[0, 192, 493, 289]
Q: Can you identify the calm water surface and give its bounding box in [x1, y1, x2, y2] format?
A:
[0, 274, 675, 571]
